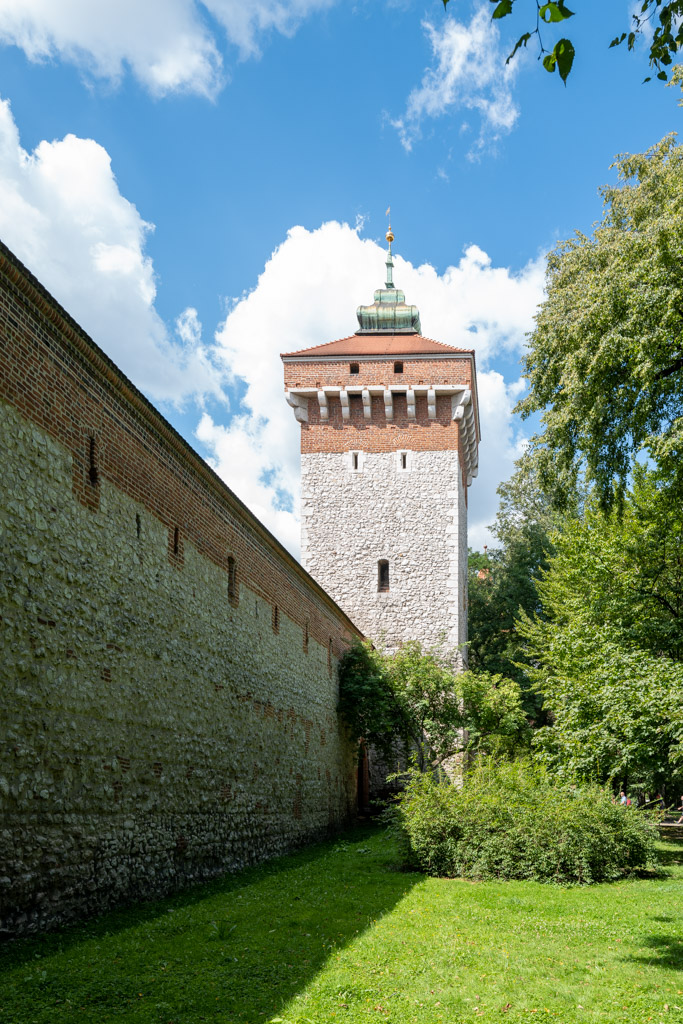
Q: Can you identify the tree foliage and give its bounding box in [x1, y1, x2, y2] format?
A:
[520, 622, 683, 795]
[468, 454, 557, 715]
[441, 0, 683, 83]
[527, 469, 683, 662]
[337, 640, 527, 771]
[518, 134, 683, 513]
[516, 469, 683, 795]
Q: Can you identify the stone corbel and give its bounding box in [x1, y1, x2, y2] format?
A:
[451, 389, 471, 422]
[362, 388, 372, 420]
[317, 390, 329, 421]
[407, 388, 416, 421]
[451, 389, 478, 482]
[340, 390, 350, 421]
[286, 391, 308, 423]
[427, 388, 436, 420]
[383, 389, 393, 422]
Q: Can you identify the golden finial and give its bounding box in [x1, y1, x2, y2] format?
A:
[385, 205, 393, 244]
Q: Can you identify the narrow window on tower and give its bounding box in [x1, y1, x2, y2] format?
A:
[173, 526, 180, 555]
[378, 559, 390, 592]
[272, 604, 280, 634]
[394, 361, 403, 374]
[352, 452, 359, 471]
[350, 362, 359, 375]
[400, 451, 408, 470]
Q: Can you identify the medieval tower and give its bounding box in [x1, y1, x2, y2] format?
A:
[282, 229, 479, 656]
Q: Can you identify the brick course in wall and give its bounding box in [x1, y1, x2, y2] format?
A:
[0, 241, 361, 937]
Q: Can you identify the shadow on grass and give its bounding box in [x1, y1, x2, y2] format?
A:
[0, 823, 420, 1024]
[625, 934, 683, 971]
[655, 841, 683, 868]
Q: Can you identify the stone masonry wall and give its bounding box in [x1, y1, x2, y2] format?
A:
[301, 449, 466, 655]
[0, 243, 360, 937]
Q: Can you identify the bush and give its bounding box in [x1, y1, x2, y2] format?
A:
[384, 759, 659, 884]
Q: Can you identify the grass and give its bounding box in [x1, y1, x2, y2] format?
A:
[1, 826, 683, 1024]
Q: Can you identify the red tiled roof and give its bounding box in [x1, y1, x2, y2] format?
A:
[281, 334, 474, 358]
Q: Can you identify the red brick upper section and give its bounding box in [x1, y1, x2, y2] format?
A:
[302, 392, 462, 455]
[281, 334, 472, 357]
[283, 343, 478, 492]
[283, 355, 475, 392]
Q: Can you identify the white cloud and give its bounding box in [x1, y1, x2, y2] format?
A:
[0, 0, 336, 96]
[204, 0, 336, 60]
[0, 98, 228, 407]
[200, 220, 545, 555]
[393, 5, 519, 154]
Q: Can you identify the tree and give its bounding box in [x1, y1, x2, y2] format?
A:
[441, 0, 683, 83]
[337, 640, 527, 772]
[516, 469, 683, 795]
[468, 454, 558, 716]
[528, 468, 683, 662]
[519, 621, 683, 796]
[518, 134, 683, 513]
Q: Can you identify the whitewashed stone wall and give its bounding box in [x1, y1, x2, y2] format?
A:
[0, 400, 356, 937]
[301, 450, 467, 657]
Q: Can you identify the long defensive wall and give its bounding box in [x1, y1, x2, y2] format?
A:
[0, 241, 360, 937]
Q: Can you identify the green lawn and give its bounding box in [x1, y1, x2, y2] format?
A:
[1, 827, 682, 1024]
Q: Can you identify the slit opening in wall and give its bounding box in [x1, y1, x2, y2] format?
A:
[88, 436, 98, 486]
[378, 559, 390, 593]
[136, 513, 141, 538]
[400, 452, 407, 470]
[352, 451, 359, 471]
[303, 618, 309, 653]
[272, 604, 279, 633]
[228, 555, 237, 604]
[173, 526, 179, 555]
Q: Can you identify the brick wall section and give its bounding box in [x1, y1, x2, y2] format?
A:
[283, 356, 476, 492]
[283, 356, 475, 390]
[0, 242, 361, 937]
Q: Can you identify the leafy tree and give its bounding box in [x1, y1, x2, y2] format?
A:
[528, 469, 683, 662]
[336, 640, 407, 760]
[468, 454, 557, 716]
[519, 621, 683, 797]
[441, 0, 683, 83]
[518, 134, 683, 513]
[337, 640, 527, 772]
[517, 469, 683, 795]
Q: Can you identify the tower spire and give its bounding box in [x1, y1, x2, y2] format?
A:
[355, 209, 421, 334]
[385, 207, 394, 289]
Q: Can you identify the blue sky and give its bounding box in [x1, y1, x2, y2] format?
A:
[0, 0, 680, 553]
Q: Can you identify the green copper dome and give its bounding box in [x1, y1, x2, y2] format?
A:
[356, 233, 421, 334]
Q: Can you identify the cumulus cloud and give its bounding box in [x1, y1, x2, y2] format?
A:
[393, 5, 519, 154]
[0, 98, 228, 407]
[0, 0, 335, 96]
[199, 220, 545, 555]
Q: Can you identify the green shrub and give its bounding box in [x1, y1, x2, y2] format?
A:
[384, 759, 659, 884]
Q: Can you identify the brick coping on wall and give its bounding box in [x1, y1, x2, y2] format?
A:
[0, 238, 361, 641]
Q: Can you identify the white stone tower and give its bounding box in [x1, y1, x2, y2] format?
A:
[282, 229, 479, 656]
